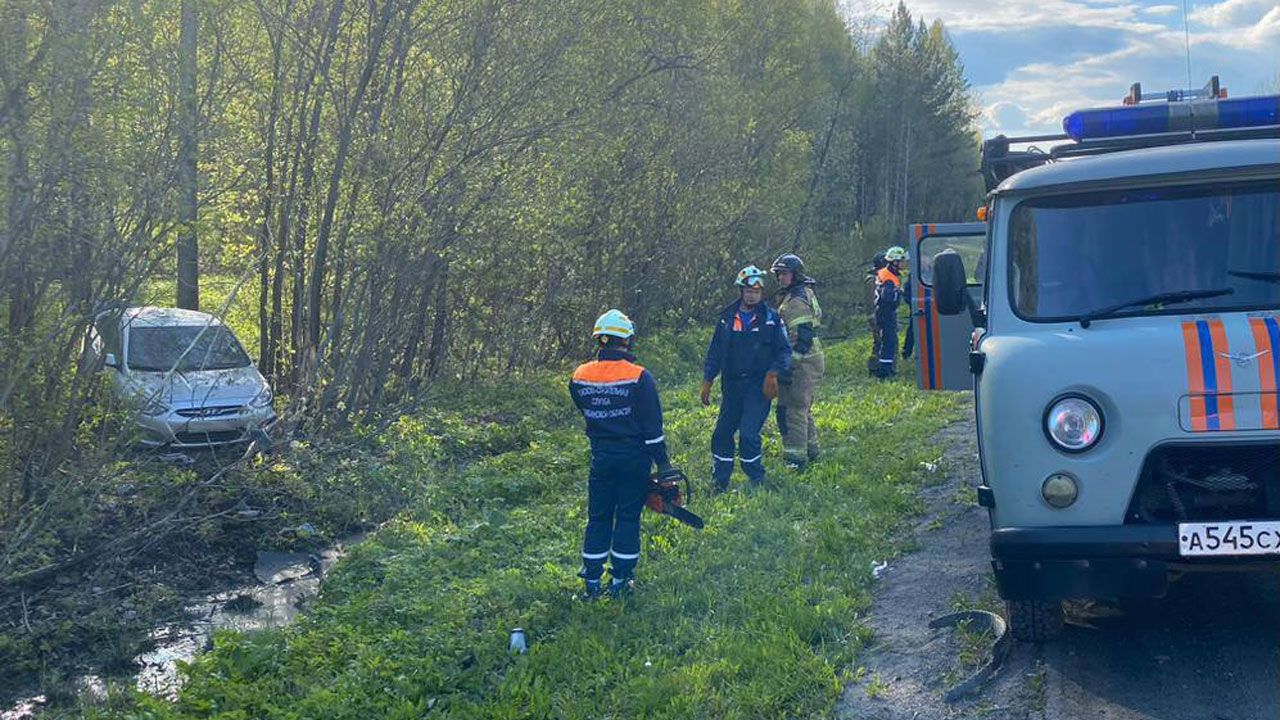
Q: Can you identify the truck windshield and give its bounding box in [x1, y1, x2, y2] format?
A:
[127, 326, 251, 371]
[1009, 180, 1279, 321]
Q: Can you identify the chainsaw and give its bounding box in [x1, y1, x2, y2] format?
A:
[646, 467, 705, 529]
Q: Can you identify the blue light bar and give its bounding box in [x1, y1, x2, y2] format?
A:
[1063, 104, 1169, 140]
[1217, 95, 1280, 129]
[1062, 94, 1280, 141]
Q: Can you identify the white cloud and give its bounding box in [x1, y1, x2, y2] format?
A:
[1239, 6, 1280, 47]
[901, 0, 1167, 33]
[1190, 0, 1280, 28]
[988, 101, 1031, 130]
[976, 23, 1279, 135]
[858, 1, 1280, 137]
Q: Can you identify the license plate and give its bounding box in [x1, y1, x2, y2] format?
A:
[1178, 521, 1280, 557]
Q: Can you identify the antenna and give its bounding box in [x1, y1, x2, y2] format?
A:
[1181, 0, 1193, 89]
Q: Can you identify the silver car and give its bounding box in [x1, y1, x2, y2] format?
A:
[90, 307, 277, 448]
[916, 79, 1280, 640]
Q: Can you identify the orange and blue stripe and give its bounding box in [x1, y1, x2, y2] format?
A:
[919, 283, 936, 389]
[1248, 316, 1279, 430]
[1180, 318, 1235, 432]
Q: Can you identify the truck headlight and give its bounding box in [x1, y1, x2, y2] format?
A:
[250, 387, 274, 409]
[1044, 395, 1103, 452]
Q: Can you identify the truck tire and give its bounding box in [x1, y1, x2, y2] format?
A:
[1006, 599, 1064, 642]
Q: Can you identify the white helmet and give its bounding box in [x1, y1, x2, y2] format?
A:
[885, 246, 908, 262]
[592, 309, 635, 340]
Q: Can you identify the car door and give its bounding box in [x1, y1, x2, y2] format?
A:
[909, 222, 987, 390]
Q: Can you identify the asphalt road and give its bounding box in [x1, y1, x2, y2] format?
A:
[1042, 570, 1279, 720]
[839, 408, 1280, 720]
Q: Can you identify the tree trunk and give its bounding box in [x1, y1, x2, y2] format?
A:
[308, 0, 392, 352]
[426, 259, 450, 379]
[257, 7, 285, 375]
[176, 0, 200, 310]
[290, 0, 344, 384]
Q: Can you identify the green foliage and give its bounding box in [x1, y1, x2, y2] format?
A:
[105, 340, 962, 719]
[1, 0, 980, 707]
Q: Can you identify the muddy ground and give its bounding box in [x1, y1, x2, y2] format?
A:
[839, 401, 1280, 720]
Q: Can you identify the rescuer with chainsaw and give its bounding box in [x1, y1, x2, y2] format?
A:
[570, 309, 681, 600]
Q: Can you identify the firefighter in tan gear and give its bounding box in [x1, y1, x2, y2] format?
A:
[771, 253, 825, 470]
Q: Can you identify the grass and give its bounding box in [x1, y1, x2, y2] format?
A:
[90, 335, 962, 720]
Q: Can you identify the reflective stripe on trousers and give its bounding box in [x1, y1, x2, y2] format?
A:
[710, 377, 771, 481]
[580, 444, 651, 581]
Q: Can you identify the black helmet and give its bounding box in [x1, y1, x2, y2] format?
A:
[771, 253, 805, 281]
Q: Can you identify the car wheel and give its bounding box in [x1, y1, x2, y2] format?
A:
[1006, 599, 1064, 642]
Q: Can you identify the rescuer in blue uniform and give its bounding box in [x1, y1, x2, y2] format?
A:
[569, 309, 672, 599]
[874, 246, 908, 378]
[700, 266, 791, 492]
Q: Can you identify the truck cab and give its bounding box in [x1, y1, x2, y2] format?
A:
[917, 79, 1280, 640]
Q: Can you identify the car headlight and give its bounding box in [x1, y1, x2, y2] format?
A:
[140, 397, 170, 417]
[1044, 395, 1103, 452]
[250, 387, 274, 409]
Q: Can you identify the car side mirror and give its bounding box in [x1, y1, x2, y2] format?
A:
[105, 352, 121, 370]
[932, 250, 987, 328]
[933, 250, 968, 315]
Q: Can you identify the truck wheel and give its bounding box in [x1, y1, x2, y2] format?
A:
[1006, 599, 1064, 642]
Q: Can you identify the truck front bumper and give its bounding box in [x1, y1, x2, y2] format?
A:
[990, 525, 1280, 601]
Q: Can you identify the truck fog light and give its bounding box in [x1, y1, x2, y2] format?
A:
[1042, 473, 1078, 508]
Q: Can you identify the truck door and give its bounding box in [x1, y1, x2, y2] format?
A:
[909, 222, 987, 390]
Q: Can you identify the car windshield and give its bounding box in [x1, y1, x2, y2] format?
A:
[1009, 180, 1279, 320]
[127, 325, 251, 371]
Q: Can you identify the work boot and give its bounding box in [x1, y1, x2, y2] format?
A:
[807, 447, 820, 463]
[712, 477, 730, 495]
[581, 578, 603, 601]
[609, 578, 635, 600]
[785, 460, 805, 472]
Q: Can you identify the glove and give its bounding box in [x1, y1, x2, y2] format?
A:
[700, 380, 713, 407]
[795, 324, 815, 355]
[762, 372, 778, 400]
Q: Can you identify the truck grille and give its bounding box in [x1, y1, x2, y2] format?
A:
[1125, 443, 1280, 523]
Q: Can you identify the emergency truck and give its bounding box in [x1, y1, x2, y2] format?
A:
[913, 77, 1280, 640]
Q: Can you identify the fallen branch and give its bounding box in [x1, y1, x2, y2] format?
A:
[0, 441, 265, 590]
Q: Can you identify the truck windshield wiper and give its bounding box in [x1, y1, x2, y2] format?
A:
[1228, 270, 1280, 284]
[1078, 288, 1234, 328]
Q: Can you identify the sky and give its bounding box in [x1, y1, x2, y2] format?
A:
[873, 0, 1280, 137]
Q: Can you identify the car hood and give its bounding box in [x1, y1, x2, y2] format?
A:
[124, 365, 267, 407]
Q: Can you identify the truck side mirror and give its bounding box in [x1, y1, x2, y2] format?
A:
[932, 250, 968, 316]
[105, 352, 121, 370]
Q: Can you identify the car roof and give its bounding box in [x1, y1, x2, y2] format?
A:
[995, 138, 1279, 193]
[123, 306, 225, 328]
